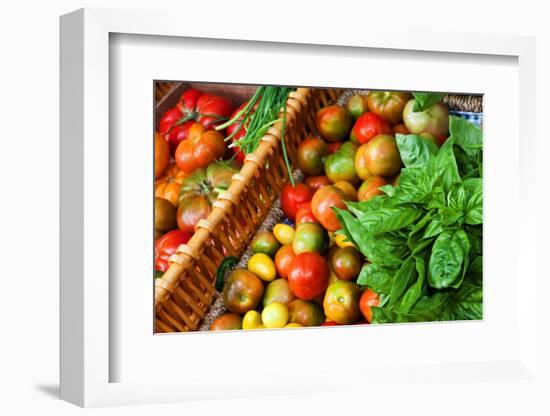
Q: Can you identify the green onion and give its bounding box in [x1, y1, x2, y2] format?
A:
[216, 86, 294, 184]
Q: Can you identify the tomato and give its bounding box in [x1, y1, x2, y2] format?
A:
[155, 197, 177, 232]
[362, 134, 402, 177]
[174, 123, 226, 173]
[248, 253, 276, 282]
[210, 313, 243, 331]
[366, 91, 412, 125]
[274, 245, 295, 279]
[359, 288, 380, 323]
[287, 252, 329, 300]
[305, 175, 331, 192]
[155, 133, 170, 179]
[223, 269, 264, 314]
[316, 105, 352, 142]
[154, 229, 192, 272]
[295, 202, 317, 225]
[158, 108, 195, 153]
[320, 321, 339, 327]
[357, 176, 388, 202]
[158, 89, 234, 152]
[262, 302, 289, 328]
[346, 94, 369, 120]
[273, 223, 295, 245]
[288, 299, 325, 326]
[333, 181, 357, 201]
[419, 132, 441, 147]
[311, 185, 348, 232]
[329, 246, 362, 280]
[155, 163, 188, 206]
[176, 161, 238, 233]
[354, 143, 373, 181]
[281, 182, 314, 221]
[297, 136, 329, 175]
[351, 112, 392, 145]
[403, 99, 449, 139]
[251, 230, 281, 258]
[263, 279, 296, 307]
[292, 222, 329, 255]
[242, 310, 263, 330]
[324, 141, 360, 185]
[323, 280, 361, 325]
[393, 123, 410, 135]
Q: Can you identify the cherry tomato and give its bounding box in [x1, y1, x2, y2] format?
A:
[281, 182, 314, 221]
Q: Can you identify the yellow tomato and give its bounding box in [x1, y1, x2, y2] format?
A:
[335, 233, 356, 249]
[262, 302, 289, 328]
[248, 253, 276, 282]
[285, 323, 303, 328]
[242, 310, 263, 330]
[273, 223, 295, 245]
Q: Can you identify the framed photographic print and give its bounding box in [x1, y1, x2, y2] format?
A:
[60, 6, 544, 410]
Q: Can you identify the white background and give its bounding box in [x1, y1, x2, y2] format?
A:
[1, 0, 549, 415]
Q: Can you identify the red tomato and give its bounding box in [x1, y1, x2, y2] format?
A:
[359, 288, 380, 323]
[174, 123, 226, 173]
[351, 112, 392, 145]
[320, 321, 339, 326]
[158, 88, 235, 153]
[311, 185, 348, 232]
[281, 183, 314, 221]
[287, 252, 329, 300]
[155, 229, 192, 272]
[295, 202, 317, 225]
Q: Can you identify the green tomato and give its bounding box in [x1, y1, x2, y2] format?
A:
[403, 99, 449, 139]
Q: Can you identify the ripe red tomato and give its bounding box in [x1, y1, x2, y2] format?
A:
[174, 123, 226, 173]
[295, 202, 317, 225]
[351, 112, 392, 145]
[287, 252, 329, 300]
[155, 229, 192, 272]
[359, 288, 380, 323]
[158, 108, 195, 153]
[281, 183, 314, 221]
[311, 185, 348, 232]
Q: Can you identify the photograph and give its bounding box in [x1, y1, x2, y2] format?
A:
[154, 82, 483, 332]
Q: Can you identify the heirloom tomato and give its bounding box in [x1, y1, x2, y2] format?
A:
[174, 123, 226, 173]
[357, 176, 387, 202]
[324, 141, 360, 185]
[316, 105, 352, 142]
[263, 279, 296, 307]
[223, 269, 264, 315]
[403, 98, 449, 139]
[292, 222, 329, 255]
[210, 313, 243, 331]
[329, 246, 362, 281]
[295, 202, 317, 225]
[287, 252, 329, 301]
[274, 245, 296, 279]
[155, 133, 170, 179]
[311, 185, 348, 232]
[366, 91, 412, 125]
[155, 163, 188, 206]
[362, 134, 402, 177]
[346, 94, 369, 120]
[288, 299, 325, 326]
[323, 280, 361, 325]
[297, 136, 329, 176]
[305, 175, 331, 192]
[155, 197, 177, 232]
[359, 288, 380, 323]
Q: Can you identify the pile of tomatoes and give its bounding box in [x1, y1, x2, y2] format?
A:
[154, 87, 247, 273]
[210, 90, 450, 330]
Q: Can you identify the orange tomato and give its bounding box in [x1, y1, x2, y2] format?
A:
[155, 163, 188, 206]
[359, 288, 380, 323]
[155, 132, 170, 179]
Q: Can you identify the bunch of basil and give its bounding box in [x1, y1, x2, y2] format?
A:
[335, 115, 483, 323]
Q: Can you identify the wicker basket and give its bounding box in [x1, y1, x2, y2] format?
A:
[154, 84, 482, 333]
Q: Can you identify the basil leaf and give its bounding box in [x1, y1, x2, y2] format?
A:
[372, 292, 449, 323]
[357, 263, 394, 294]
[442, 279, 483, 321]
[463, 178, 483, 225]
[428, 231, 465, 289]
[449, 229, 471, 289]
[428, 137, 461, 192]
[398, 256, 426, 313]
[412, 92, 445, 112]
[423, 215, 444, 239]
[358, 206, 423, 235]
[396, 134, 439, 168]
[388, 256, 416, 308]
[449, 115, 482, 156]
[378, 184, 396, 197]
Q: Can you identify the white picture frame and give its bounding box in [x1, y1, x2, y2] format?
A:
[60, 7, 544, 409]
